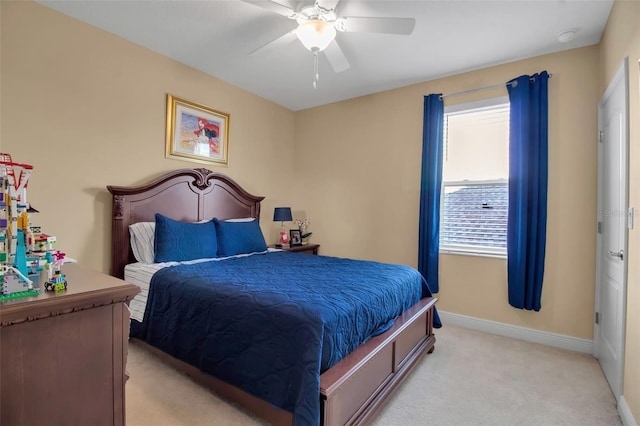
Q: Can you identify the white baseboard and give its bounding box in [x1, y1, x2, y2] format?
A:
[439, 310, 593, 354]
[619, 395, 638, 426]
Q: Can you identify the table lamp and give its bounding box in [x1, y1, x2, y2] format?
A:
[273, 207, 292, 247]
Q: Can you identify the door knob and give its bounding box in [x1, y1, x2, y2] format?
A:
[607, 249, 624, 260]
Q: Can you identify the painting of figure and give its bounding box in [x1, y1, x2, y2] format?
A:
[166, 95, 229, 166]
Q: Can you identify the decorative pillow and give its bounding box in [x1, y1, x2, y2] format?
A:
[129, 222, 155, 264]
[154, 213, 218, 263]
[213, 218, 267, 257]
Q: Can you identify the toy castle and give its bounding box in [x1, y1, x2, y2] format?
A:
[0, 153, 66, 300]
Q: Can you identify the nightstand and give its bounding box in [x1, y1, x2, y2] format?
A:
[271, 243, 320, 255]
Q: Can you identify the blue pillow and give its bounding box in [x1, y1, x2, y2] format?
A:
[154, 213, 218, 262]
[213, 218, 267, 257]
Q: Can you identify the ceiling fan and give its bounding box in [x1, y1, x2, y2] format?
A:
[243, 0, 416, 87]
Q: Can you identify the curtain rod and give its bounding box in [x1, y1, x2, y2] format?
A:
[439, 73, 552, 100]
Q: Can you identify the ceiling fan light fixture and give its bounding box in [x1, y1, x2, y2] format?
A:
[296, 19, 336, 52]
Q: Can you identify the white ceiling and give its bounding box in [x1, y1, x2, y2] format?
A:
[37, 0, 613, 111]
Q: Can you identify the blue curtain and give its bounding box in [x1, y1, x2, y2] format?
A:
[506, 71, 549, 311]
[418, 94, 444, 293]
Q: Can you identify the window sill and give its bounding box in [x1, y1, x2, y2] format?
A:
[440, 248, 507, 260]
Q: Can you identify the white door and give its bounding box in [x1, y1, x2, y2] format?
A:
[594, 58, 629, 399]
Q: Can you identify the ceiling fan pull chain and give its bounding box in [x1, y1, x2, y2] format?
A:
[313, 51, 319, 89]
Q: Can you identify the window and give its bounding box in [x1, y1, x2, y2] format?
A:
[440, 98, 509, 257]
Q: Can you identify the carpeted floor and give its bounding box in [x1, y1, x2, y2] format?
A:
[126, 324, 621, 426]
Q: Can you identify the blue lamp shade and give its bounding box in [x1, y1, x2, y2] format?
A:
[273, 207, 292, 222]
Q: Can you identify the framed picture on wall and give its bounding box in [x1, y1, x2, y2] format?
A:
[165, 94, 230, 166]
[289, 229, 302, 246]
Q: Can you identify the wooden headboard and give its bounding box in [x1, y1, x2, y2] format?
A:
[107, 168, 264, 279]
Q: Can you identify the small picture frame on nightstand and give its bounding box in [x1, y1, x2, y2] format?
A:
[289, 229, 302, 246]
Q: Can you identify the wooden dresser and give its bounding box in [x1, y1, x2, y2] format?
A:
[0, 263, 140, 426]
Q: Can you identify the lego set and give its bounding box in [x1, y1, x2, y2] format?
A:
[0, 154, 66, 301]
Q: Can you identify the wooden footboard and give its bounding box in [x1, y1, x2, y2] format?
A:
[131, 296, 437, 426]
[320, 296, 437, 425]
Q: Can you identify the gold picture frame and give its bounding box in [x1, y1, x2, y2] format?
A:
[165, 94, 229, 166]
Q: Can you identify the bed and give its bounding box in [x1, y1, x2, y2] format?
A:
[108, 168, 439, 426]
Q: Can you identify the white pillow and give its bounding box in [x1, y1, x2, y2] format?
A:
[224, 217, 256, 222]
[129, 222, 155, 264]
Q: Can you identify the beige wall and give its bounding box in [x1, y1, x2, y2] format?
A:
[294, 46, 600, 340]
[599, 0, 640, 421]
[1, 1, 296, 273]
[2, 0, 637, 422]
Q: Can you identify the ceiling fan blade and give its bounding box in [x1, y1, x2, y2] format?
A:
[340, 17, 416, 35]
[316, 0, 340, 11]
[242, 0, 297, 18]
[250, 30, 298, 55]
[323, 40, 350, 73]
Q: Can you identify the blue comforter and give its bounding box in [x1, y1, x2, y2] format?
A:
[138, 251, 440, 426]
